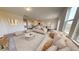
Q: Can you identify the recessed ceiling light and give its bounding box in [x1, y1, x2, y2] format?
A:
[25, 7, 32, 11]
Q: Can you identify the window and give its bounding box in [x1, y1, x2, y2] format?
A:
[76, 35, 79, 43]
[63, 7, 77, 34]
[64, 20, 73, 34]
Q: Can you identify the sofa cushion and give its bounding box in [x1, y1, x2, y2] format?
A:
[33, 29, 45, 34]
[54, 38, 67, 49]
[58, 47, 71, 51]
[65, 38, 79, 51]
[46, 45, 57, 51]
[33, 27, 47, 34]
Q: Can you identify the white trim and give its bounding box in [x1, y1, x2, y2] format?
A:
[72, 39, 79, 46]
[71, 19, 79, 40]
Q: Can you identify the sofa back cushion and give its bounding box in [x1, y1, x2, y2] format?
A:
[58, 47, 71, 51]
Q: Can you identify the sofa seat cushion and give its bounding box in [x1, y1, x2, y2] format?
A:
[54, 38, 67, 49]
[46, 45, 57, 51]
[33, 27, 47, 34]
[65, 38, 79, 51]
[58, 47, 71, 51]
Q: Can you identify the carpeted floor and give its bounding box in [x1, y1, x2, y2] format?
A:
[14, 32, 45, 51]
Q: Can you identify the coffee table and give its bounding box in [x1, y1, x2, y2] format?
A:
[25, 32, 35, 40]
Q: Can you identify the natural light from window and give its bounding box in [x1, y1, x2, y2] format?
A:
[63, 7, 77, 34]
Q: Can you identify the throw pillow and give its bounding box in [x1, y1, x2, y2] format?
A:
[42, 37, 53, 51]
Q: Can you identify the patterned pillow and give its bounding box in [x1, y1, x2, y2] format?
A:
[0, 36, 8, 49]
[42, 37, 53, 51]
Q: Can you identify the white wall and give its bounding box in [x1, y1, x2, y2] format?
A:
[50, 19, 58, 29]
[0, 11, 25, 36]
[42, 19, 58, 29]
[0, 19, 7, 36]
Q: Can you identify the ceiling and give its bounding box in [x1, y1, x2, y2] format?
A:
[0, 7, 66, 20]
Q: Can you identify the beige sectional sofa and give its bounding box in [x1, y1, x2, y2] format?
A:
[36, 30, 79, 51]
